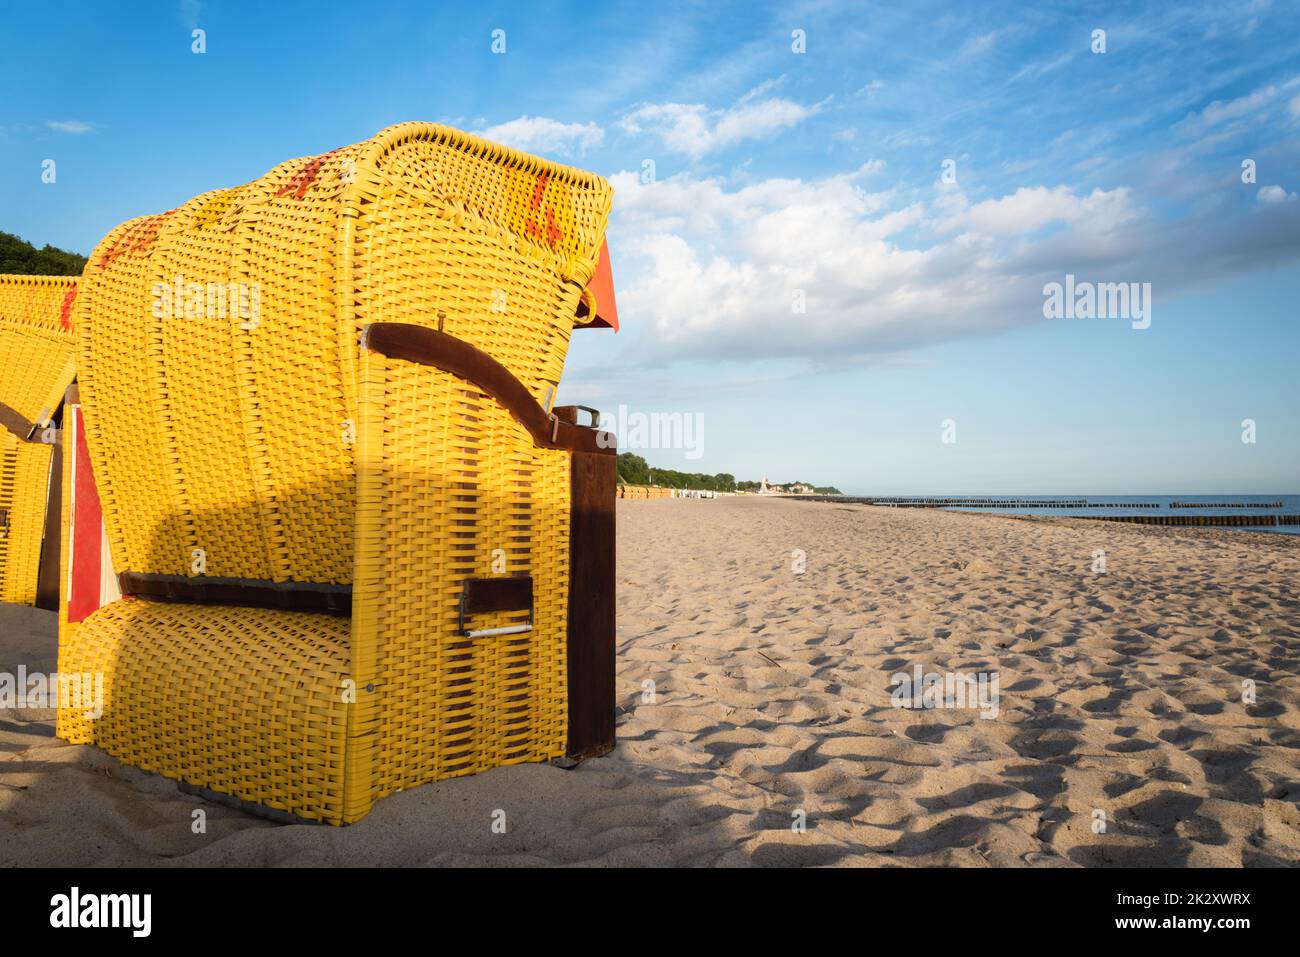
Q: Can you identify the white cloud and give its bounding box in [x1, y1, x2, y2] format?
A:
[619, 96, 822, 160]
[959, 28, 1012, 58]
[940, 185, 1138, 236]
[602, 165, 1300, 366]
[1290, 92, 1300, 117]
[1010, 50, 1076, 83]
[178, 0, 203, 29]
[607, 168, 1004, 359]
[475, 116, 603, 157]
[737, 75, 787, 103]
[1174, 85, 1276, 137]
[1257, 184, 1296, 204]
[45, 120, 92, 134]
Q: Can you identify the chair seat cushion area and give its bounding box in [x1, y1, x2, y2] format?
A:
[57, 598, 353, 824]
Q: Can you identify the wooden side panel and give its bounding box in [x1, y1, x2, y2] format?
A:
[566, 449, 617, 759]
[34, 436, 62, 610]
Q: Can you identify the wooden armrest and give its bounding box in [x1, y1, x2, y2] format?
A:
[552, 405, 602, 428]
[361, 323, 616, 455]
[0, 401, 56, 444]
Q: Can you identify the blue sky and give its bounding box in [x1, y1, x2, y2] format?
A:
[3, 0, 1298, 493]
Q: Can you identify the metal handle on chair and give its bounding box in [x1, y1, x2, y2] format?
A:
[457, 576, 534, 638]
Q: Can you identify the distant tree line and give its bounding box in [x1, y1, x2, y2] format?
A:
[617, 452, 840, 494]
[0, 231, 87, 275]
[617, 452, 734, 491]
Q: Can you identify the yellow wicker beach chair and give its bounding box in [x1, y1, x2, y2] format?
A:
[56, 123, 617, 824]
[0, 274, 78, 606]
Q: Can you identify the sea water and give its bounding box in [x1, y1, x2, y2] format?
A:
[940, 494, 1300, 535]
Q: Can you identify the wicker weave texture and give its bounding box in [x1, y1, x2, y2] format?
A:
[71, 123, 611, 587]
[0, 273, 78, 329]
[56, 599, 353, 823]
[58, 348, 575, 823]
[0, 274, 76, 604]
[0, 435, 52, 604]
[57, 411, 73, 638]
[0, 273, 77, 428]
[352, 124, 611, 405]
[76, 216, 188, 576]
[57, 123, 610, 823]
[153, 189, 277, 581]
[353, 350, 570, 812]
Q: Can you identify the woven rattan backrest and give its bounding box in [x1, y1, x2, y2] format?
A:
[0, 274, 76, 605]
[0, 274, 78, 427]
[72, 123, 612, 586]
[350, 123, 613, 404]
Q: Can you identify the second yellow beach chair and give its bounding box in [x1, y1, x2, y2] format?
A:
[56, 123, 617, 824]
[0, 274, 78, 606]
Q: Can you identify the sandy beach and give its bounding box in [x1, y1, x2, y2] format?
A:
[2, 497, 1298, 867]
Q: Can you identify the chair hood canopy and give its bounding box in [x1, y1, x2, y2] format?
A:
[0, 274, 79, 431]
[70, 122, 615, 587]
